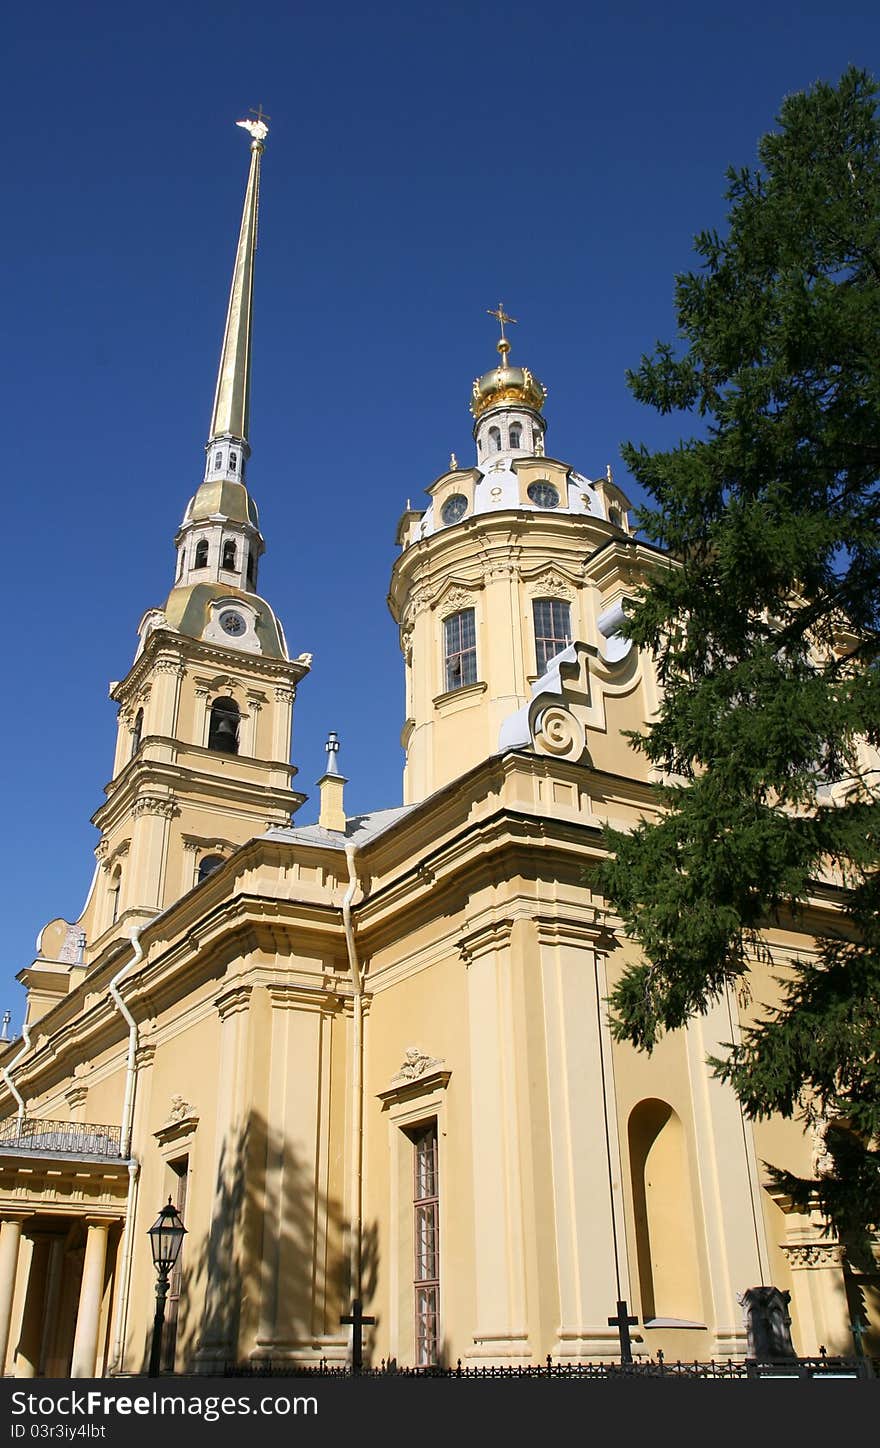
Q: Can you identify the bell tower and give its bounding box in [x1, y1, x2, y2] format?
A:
[80, 116, 312, 955]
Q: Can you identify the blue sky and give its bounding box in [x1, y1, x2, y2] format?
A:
[3, 0, 879, 1017]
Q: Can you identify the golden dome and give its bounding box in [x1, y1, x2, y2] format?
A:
[470, 337, 547, 418]
[184, 479, 260, 528]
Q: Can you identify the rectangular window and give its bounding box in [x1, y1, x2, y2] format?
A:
[413, 1124, 440, 1367]
[533, 597, 572, 675]
[444, 609, 477, 692]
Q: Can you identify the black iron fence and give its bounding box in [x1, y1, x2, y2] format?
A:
[0, 1116, 122, 1157]
[225, 1351, 875, 1380]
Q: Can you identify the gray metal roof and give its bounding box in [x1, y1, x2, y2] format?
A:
[264, 803, 413, 851]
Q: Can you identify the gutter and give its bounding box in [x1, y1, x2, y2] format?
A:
[1, 1022, 32, 1129]
[107, 919, 156, 1375]
[342, 843, 365, 1313]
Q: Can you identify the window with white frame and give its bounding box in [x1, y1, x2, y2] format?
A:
[412, 1123, 440, 1367]
[443, 609, 477, 691]
[533, 597, 572, 675]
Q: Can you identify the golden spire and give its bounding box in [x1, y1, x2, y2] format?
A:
[487, 301, 517, 365]
[207, 112, 270, 448]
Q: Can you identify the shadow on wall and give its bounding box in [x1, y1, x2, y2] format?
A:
[136, 1110, 380, 1372]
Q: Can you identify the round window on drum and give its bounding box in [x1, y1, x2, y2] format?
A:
[527, 481, 560, 509]
[441, 494, 468, 526]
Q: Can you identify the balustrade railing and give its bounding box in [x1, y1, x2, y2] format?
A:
[0, 1116, 122, 1157]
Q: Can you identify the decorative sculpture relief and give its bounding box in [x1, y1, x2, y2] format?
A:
[531, 703, 586, 762]
[165, 1095, 197, 1125]
[780, 1243, 843, 1270]
[527, 570, 575, 602]
[133, 796, 180, 819]
[390, 1047, 446, 1087]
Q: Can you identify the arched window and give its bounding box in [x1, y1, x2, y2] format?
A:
[628, 1100, 703, 1323]
[222, 539, 237, 571]
[229, 451, 237, 473]
[130, 708, 143, 759]
[488, 426, 502, 452]
[246, 550, 255, 588]
[194, 539, 209, 569]
[214, 450, 222, 469]
[609, 507, 623, 528]
[533, 598, 572, 675]
[109, 870, 122, 926]
[197, 854, 225, 884]
[509, 423, 522, 448]
[208, 696, 240, 754]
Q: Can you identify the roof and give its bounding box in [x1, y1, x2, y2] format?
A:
[264, 804, 414, 850]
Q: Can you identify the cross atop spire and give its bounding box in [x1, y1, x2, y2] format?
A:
[487, 302, 517, 364]
[236, 105, 271, 147]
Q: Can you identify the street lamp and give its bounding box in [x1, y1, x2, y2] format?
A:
[147, 1197, 186, 1377]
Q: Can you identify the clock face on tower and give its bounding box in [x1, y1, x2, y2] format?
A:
[219, 610, 245, 636]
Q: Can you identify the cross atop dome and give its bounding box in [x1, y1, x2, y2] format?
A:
[487, 302, 518, 362]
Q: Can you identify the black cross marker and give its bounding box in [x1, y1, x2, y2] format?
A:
[608, 1299, 638, 1364]
[341, 1298, 376, 1374]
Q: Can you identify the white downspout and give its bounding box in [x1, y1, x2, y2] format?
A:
[107, 919, 155, 1374]
[343, 843, 365, 1313]
[1, 1022, 32, 1130]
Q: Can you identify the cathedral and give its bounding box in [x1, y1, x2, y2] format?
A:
[0, 118, 874, 1379]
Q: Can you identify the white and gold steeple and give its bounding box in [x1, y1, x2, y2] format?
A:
[172, 115, 270, 605]
[204, 112, 268, 481]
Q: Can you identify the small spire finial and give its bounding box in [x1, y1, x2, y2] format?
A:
[236, 105, 271, 147]
[487, 302, 517, 364]
[606, 462, 614, 485]
[325, 731, 341, 776]
[0, 1012, 10, 1043]
[450, 452, 458, 471]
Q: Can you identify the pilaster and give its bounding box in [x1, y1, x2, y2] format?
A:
[536, 915, 633, 1359]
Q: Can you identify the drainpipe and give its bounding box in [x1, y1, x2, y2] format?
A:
[1, 1022, 32, 1131]
[107, 919, 155, 1374]
[109, 922, 154, 1159]
[342, 843, 365, 1308]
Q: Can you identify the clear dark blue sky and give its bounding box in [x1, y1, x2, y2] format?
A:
[3, 1, 879, 1016]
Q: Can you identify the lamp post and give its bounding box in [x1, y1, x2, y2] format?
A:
[147, 1198, 186, 1378]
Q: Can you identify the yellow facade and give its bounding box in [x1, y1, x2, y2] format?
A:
[0, 127, 875, 1380]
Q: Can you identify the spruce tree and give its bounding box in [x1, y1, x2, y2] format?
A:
[598, 67, 880, 1248]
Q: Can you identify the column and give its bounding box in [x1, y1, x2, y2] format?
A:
[0, 1215, 29, 1373]
[38, 1238, 64, 1376]
[15, 1235, 52, 1378]
[271, 687, 295, 763]
[71, 1220, 111, 1378]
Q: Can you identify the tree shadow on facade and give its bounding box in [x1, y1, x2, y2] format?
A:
[136, 1110, 380, 1372]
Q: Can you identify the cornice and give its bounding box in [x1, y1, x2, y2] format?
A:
[532, 912, 619, 949]
[215, 981, 254, 1020]
[111, 628, 308, 705]
[94, 750, 304, 832]
[458, 917, 516, 965]
[780, 1242, 844, 1270]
